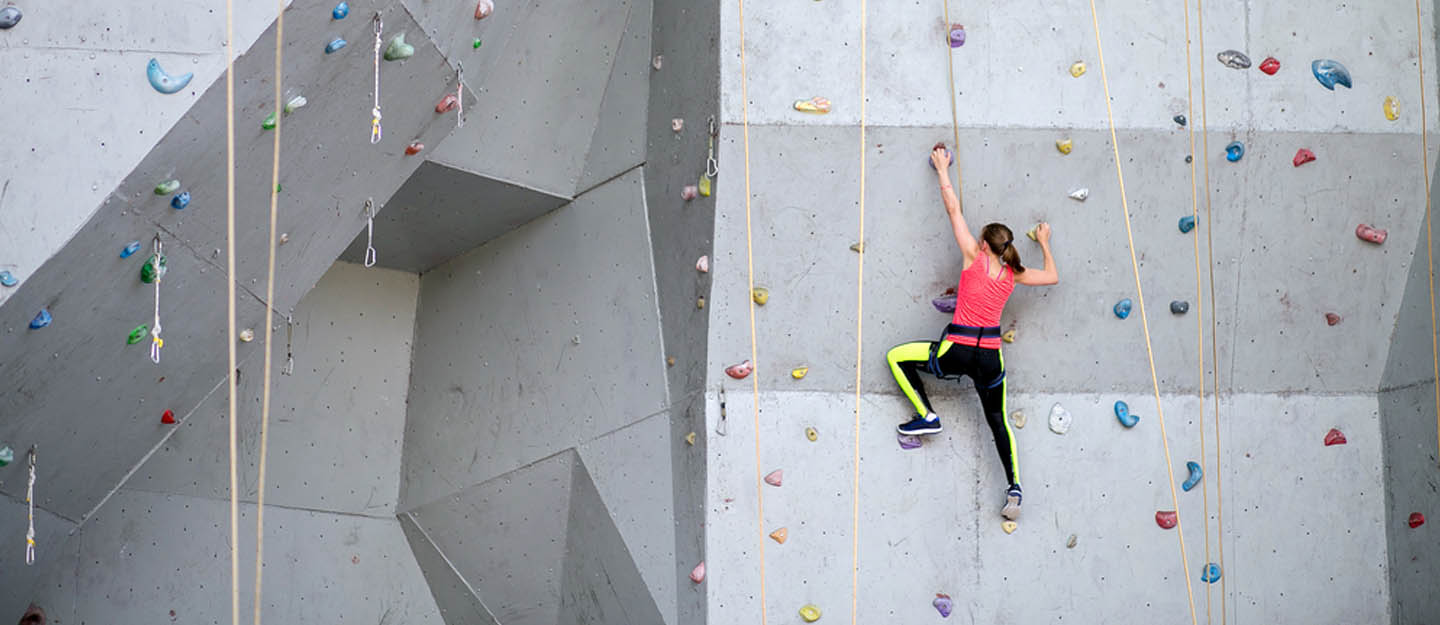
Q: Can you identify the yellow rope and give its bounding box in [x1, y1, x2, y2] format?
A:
[940, 0, 962, 200]
[1083, 2, 1200, 624]
[849, 1, 867, 624]
[1417, 0, 1440, 469]
[222, 0, 240, 622]
[734, 0, 768, 622]
[252, 1, 285, 622]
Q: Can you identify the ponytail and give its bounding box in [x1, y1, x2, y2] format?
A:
[981, 223, 1025, 274]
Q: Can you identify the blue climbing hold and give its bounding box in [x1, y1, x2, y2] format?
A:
[29, 308, 51, 329]
[1114, 401, 1138, 428]
[171, 191, 190, 210]
[1311, 59, 1352, 90]
[325, 38, 347, 54]
[121, 241, 142, 258]
[1114, 298, 1132, 319]
[146, 58, 193, 94]
[1225, 141, 1244, 162]
[332, 1, 349, 19]
[1202, 563, 1222, 583]
[1183, 461, 1203, 492]
[0, 270, 16, 287]
[1179, 216, 1196, 233]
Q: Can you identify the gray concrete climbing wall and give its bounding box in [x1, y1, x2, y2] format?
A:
[702, 1, 1439, 624]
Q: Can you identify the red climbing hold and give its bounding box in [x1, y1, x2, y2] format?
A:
[405, 142, 424, 156]
[764, 469, 783, 487]
[1326, 313, 1343, 326]
[1324, 428, 1347, 446]
[435, 94, 459, 113]
[1356, 224, 1388, 245]
[1293, 148, 1315, 167]
[1409, 512, 1426, 528]
[726, 360, 753, 379]
[1155, 510, 1178, 529]
[161, 410, 177, 425]
[1259, 57, 1280, 75]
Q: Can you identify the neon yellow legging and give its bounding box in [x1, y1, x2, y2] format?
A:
[886, 339, 1019, 486]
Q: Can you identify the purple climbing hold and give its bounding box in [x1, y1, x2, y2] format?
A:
[0, 270, 16, 287]
[0, 6, 21, 29]
[948, 24, 965, 48]
[29, 308, 51, 329]
[933, 594, 953, 618]
[932, 294, 957, 313]
[1114, 298, 1132, 319]
[1312, 59, 1352, 90]
[898, 434, 923, 450]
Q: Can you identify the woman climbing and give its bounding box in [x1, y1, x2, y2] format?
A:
[886, 144, 1058, 521]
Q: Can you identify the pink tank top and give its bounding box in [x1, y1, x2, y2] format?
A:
[945, 253, 1014, 349]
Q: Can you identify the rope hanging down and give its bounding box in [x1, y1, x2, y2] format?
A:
[850, 1, 868, 623]
[1414, 0, 1440, 469]
[222, 0, 241, 621]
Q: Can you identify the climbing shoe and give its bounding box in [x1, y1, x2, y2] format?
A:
[1001, 486, 1022, 520]
[897, 414, 943, 436]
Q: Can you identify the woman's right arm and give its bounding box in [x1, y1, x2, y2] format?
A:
[932, 147, 978, 261]
[1017, 222, 1059, 286]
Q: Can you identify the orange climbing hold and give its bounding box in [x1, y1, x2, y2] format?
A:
[435, 94, 458, 113]
[764, 469, 783, 487]
[1326, 313, 1343, 326]
[770, 527, 788, 543]
[1324, 428, 1347, 446]
[405, 142, 424, 156]
[1155, 510, 1178, 529]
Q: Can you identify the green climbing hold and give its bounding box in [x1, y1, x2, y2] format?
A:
[0, 445, 12, 467]
[128, 325, 149, 345]
[154, 179, 180, 195]
[262, 112, 277, 130]
[473, 38, 483, 49]
[384, 32, 415, 61]
[141, 253, 167, 284]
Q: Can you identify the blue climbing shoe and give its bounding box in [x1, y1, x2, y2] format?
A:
[898, 414, 942, 436]
[1001, 486, 1022, 520]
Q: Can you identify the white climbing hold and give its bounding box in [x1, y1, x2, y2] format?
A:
[696, 255, 709, 273]
[1048, 403, 1072, 434]
[1068, 188, 1089, 202]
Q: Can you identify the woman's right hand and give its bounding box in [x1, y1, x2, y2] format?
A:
[930, 145, 952, 170]
[1035, 222, 1052, 244]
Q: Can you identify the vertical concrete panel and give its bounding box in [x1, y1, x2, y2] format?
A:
[398, 514, 502, 625]
[576, 0, 653, 193]
[558, 455, 666, 625]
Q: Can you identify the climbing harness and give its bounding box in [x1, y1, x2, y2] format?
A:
[456, 63, 466, 129]
[926, 324, 1005, 387]
[150, 235, 164, 364]
[363, 198, 378, 268]
[370, 14, 384, 144]
[25, 445, 35, 565]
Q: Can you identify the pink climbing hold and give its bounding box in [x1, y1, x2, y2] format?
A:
[1324, 428, 1347, 446]
[435, 94, 459, 114]
[726, 360, 753, 379]
[1356, 224, 1388, 245]
[696, 255, 709, 273]
[1326, 313, 1343, 326]
[690, 561, 705, 583]
[1293, 148, 1316, 167]
[1155, 510, 1178, 530]
[681, 185, 699, 201]
[764, 469, 783, 487]
[1259, 57, 1280, 75]
[1409, 512, 1426, 528]
[474, 0, 494, 19]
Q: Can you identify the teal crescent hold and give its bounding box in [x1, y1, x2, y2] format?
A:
[147, 58, 193, 94]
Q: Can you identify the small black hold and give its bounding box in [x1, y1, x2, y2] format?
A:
[1174, 114, 1187, 127]
[0, 6, 21, 29]
[1185, 155, 1193, 163]
[1170, 300, 1190, 315]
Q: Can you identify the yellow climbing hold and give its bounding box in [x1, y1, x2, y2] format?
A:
[799, 605, 822, 622]
[1009, 410, 1026, 429]
[685, 432, 696, 446]
[697, 297, 705, 309]
[1069, 61, 1086, 78]
[239, 329, 255, 343]
[791, 366, 809, 379]
[752, 287, 769, 306]
[849, 241, 865, 253]
[770, 527, 789, 544]
[1002, 521, 1018, 534]
[1384, 96, 1400, 121]
[1056, 139, 1072, 155]
[1002, 329, 1016, 343]
[699, 173, 713, 197]
[794, 97, 831, 114]
[805, 426, 818, 442]
[667, 356, 676, 367]
[1026, 224, 1040, 241]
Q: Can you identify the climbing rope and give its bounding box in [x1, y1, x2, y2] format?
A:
[939, 0, 962, 202]
[1083, 2, 1200, 624]
[1415, 0, 1440, 469]
[849, 1, 867, 623]
[733, 0, 769, 623]
[223, 0, 241, 621]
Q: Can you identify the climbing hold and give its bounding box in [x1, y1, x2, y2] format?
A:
[798, 605, 821, 623]
[1056, 139, 1073, 155]
[726, 360, 752, 379]
[1217, 49, 1252, 69]
[805, 427, 817, 441]
[1293, 148, 1316, 167]
[171, 191, 190, 210]
[928, 145, 953, 170]
[29, 309, 51, 329]
[681, 185, 698, 201]
[849, 242, 865, 253]
[1155, 510, 1178, 529]
[332, 2, 348, 19]
[1170, 300, 1189, 315]
[0, 446, 11, 467]
[1001, 521, 1018, 534]
[793, 97, 831, 114]
[1385, 96, 1400, 121]
[1002, 329, 1016, 343]
[239, 328, 255, 343]
[1069, 61, 1086, 77]
[475, 0, 494, 19]
[141, 253, 166, 284]
[127, 325, 149, 345]
[696, 297, 705, 309]
[121, 241, 142, 258]
[698, 174, 712, 197]
[1356, 224, 1388, 245]
[1026, 224, 1040, 241]
[1066, 534, 1078, 549]
[384, 33, 414, 61]
[473, 38, 483, 49]
[792, 366, 809, 380]
[436, 94, 459, 114]
[1174, 114, 1187, 127]
[161, 409, 177, 425]
[1114, 400, 1138, 428]
[666, 356, 676, 367]
[752, 287, 769, 305]
[1259, 56, 1280, 75]
[1202, 563, 1222, 583]
[696, 255, 709, 273]
[1182, 461, 1203, 492]
[0, 6, 21, 29]
[1048, 403, 1072, 435]
[1409, 512, 1426, 528]
[948, 23, 965, 48]
[1179, 215, 1196, 233]
[261, 112, 278, 130]
[0, 271, 15, 287]
[325, 38, 347, 54]
[1185, 155, 1193, 164]
[689, 562, 705, 583]
[283, 95, 307, 115]
[1225, 141, 1244, 162]
[146, 59, 193, 94]
[1113, 298, 1132, 319]
[154, 179, 180, 195]
[1312, 59, 1352, 90]
[1009, 410, 1026, 429]
[652, 55, 664, 71]
[770, 527, 789, 543]
[764, 469, 783, 486]
[405, 141, 424, 156]
[932, 294, 957, 313]
[671, 118, 684, 132]
[898, 434, 923, 450]
[685, 432, 696, 445]
[1324, 428, 1347, 446]
[1069, 188, 1089, 202]
[933, 594, 953, 618]
[1325, 312, 1342, 326]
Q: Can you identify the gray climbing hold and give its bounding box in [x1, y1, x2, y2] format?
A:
[1114, 298, 1132, 319]
[1069, 187, 1089, 202]
[1217, 50, 1251, 69]
[1179, 216, 1196, 233]
[1170, 300, 1189, 314]
[0, 270, 16, 287]
[0, 6, 21, 29]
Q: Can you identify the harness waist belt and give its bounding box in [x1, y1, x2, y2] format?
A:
[944, 323, 1002, 339]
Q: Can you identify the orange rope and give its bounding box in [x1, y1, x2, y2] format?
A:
[1416, 0, 1439, 469]
[849, 0, 867, 623]
[222, 0, 240, 620]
